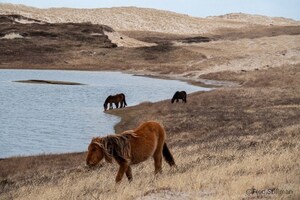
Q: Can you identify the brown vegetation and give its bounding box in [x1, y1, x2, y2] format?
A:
[0, 15, 116, 69]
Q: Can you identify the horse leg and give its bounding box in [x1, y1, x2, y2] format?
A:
[153, 153, 163, 174]
[115, 102, 119, 109]
[153, 143, 163, 174]
[125, 166, 133, 182]
[115, 162, 129, 183]
[109, 103, 113, 110]
[176, 98, 179, 103]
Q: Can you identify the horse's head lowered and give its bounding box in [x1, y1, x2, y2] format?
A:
[171, 91, 179, 103]
[86, 137, 112, 167]
[103, 97, 111, 111]
[103, 102, 108, 111]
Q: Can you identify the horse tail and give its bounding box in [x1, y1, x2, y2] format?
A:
[121, 93, 127, 106]
[163, 143, 175, 166]
[183, 91, 187, 103]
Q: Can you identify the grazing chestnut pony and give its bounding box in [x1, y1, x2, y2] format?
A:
[103, 93, 127, 111]
[171, 91, 187, 103]
[86, 121, 175, 183]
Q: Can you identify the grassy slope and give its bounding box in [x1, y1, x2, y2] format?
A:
[1, 64, 299, 200]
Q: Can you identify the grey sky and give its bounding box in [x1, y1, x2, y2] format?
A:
[1, 0, 299, 20]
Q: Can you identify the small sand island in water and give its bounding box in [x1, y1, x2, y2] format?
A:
[15, 79, 85, 85]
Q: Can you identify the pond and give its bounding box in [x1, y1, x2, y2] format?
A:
[0, 70, 210, 158]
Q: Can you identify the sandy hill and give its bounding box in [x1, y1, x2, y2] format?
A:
[208, 12, 299, 26]
[1, 3, 299, 34]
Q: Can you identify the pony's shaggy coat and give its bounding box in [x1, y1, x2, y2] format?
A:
[86, 121, 175, 182]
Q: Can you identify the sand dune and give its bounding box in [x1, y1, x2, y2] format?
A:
[208, 12, 299, 26]
[1, 3, 299, 35]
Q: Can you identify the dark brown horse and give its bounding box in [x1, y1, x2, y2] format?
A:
[86, 121, 175, 183]
[171, 91, 187, 103]
[103, 93, 127, 111]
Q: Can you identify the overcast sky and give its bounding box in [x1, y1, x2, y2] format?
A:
[1, 0, 299, 20]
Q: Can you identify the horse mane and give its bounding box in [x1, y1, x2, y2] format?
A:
[103, 95, 111, 107]
[100, 133, 133, 163]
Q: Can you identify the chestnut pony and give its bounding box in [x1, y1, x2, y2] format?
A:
[103, 93, 127, 111]
[86, 121, 175, 182]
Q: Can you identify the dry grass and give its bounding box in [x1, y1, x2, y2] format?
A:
[1, 128, 298, 199]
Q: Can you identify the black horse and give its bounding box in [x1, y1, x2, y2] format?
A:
[103, 93, 127, 111]
[171, 91, 187, 103]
